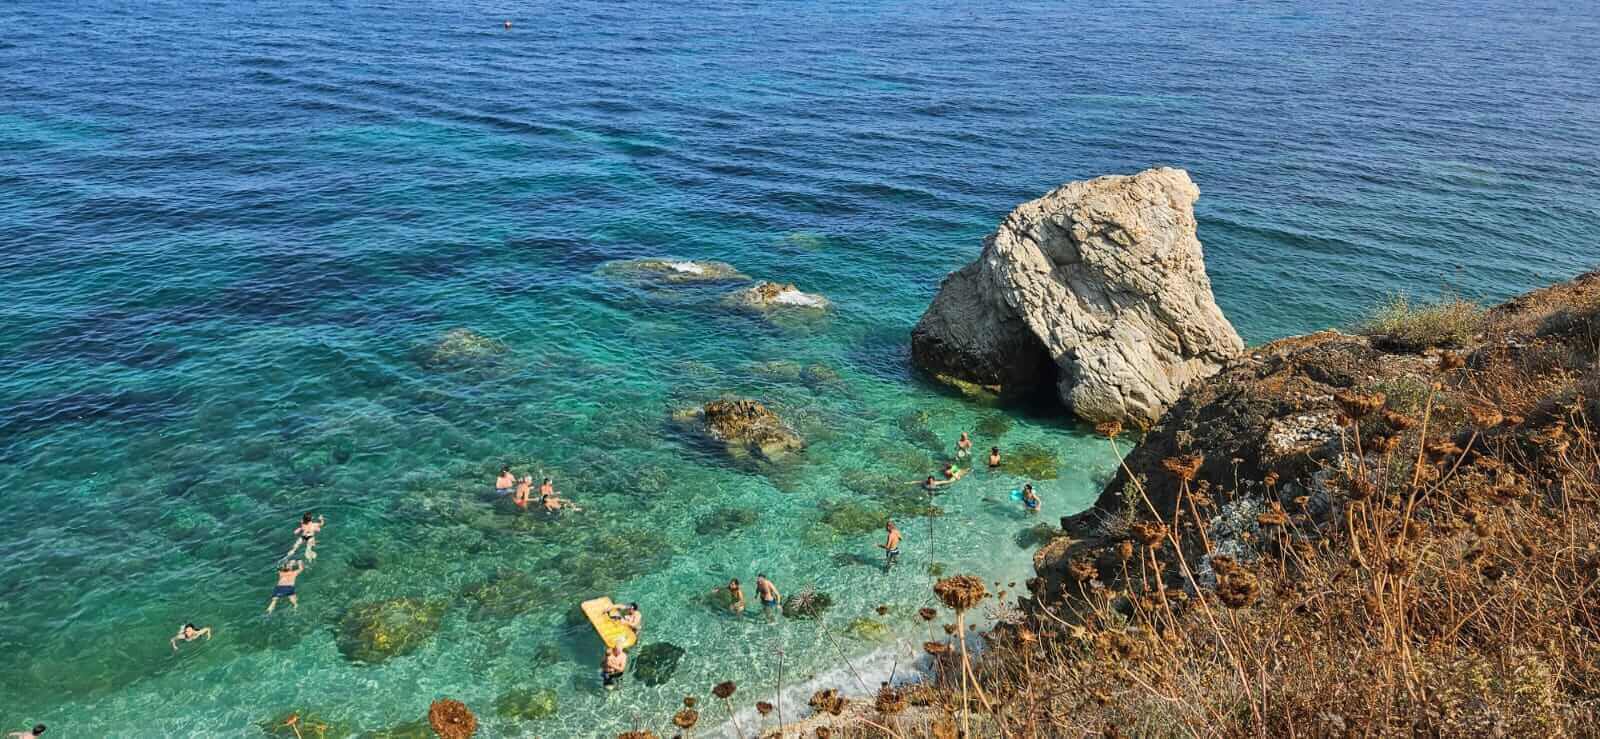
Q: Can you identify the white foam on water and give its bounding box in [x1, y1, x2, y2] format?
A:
[668, 260, 706, 274]
[771, 289, 825, 307]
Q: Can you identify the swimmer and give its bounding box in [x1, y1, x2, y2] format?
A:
[503, 19, 512, 30]
[988, 446, 1001, 469]
[878, 521, 901, 571]
[266, 559, 305, 613]
[495, 465, 515, 495]
[725, 578, 746, 614]
[6, 725, 45, 739]
[514, 475, 534, 510]
[539, 477, 555, 499]
[1022, 484, 1041, 513]
[755, 574, 781, 621]
[955, 431, 972, 461]
[286, 512, 326, 561]
[601, 641, 627, 690]
[941, 463, 970, 482]
[170, 622, 213, 651]
[542, 485, 583, 513]
[923, 475, 954, 493]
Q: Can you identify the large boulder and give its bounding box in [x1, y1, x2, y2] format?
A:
[910, 168, 1244, 426]
[724, 281, 831, 311]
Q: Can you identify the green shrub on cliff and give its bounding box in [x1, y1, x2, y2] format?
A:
[1359, 293, 1483, 351]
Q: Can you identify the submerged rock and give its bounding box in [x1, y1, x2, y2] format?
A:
[335, 598, 447, 664]
[975, 412, 1014, 440]
[724, 281, 831, 311]
[460, 570, 551, 620]
[694, 506, 760, 536]
[846, 617, 893, 642]
[420, 328, 508, 369]
[633, 642, 687, 686]
[911, 168, 1244, 425]
[1016, 522, 1066, 549]
[494, 687, 558, 721]
[1000, 442, 1059, 480]
[820, 499, 888, 535]
[599, 258, 749, 283]
[682, 398, 805, 464]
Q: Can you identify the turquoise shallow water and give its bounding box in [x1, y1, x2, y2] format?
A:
[2, 0, 1598, 736]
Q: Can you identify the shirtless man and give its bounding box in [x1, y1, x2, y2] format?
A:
[988, 447, 1002, 469]
[267, 559, 305, 613]
[286, 512, 326, 561]
[955, 432, 973, 461]
[601, 642, 628, 690]
[878, 521, 902, 571]
[755, 574, 781, 621]
[513, 475, 534, 510]
[170, 622, 213, 651]
[6, 725, 45, 739]
[495, 465, 515, 496]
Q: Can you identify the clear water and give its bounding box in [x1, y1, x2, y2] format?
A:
[2, 0, 1597, 735]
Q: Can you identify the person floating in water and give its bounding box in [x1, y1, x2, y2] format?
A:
[878, 521, 901, 571]
[6, 724, 45, 739]
[495, 465, 515, 496]
[170, 622, 212, 651]
[724, 578, 746, 615]
[267, 559, 305, 613]
[988, 446, 1002, 469]
[610, 602, 643, 635]
[1021, 484, 1041, 513]
[541, 479, 583, 513]
[601, 641, 627, 690]
[941, 462, 970, 483]
[923, 475, 955, 493]
[286, 512, 326, 561]
[755, 573, 781, 621]
[955, 431, 973, 461]
[513, 475, 534, 510]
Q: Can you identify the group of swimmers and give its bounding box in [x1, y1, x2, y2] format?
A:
[495, 466, 583, 513]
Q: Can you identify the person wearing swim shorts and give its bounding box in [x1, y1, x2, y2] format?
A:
[878, 521, 902, 571]
[755, 574, 781, 621]
[601, 641, 628, 690]
[495, 465, 515, 495]
[170, 622, 213, 651]
[286, 512, 326, 561]
[1022, 484, 1041, 514]
[267, 559, 305, 613]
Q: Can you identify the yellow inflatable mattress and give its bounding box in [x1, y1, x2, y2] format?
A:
[581, 596, 637, 650]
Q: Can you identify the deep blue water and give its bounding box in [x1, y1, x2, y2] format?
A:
[2, 0, 1597, 736]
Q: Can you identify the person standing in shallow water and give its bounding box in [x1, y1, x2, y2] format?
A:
[988, 446, 1001, 470]
[725, 578, 746, 615]
[513, 475, 534, 510]
[601, 641, 627, 690]
[495, 465, 515, 496]
[878, 521, 902, 571]
[267, 559, 305, 613]
[955, 431, 973, 462]
[755, 574, 781, 621]
[1021, 484, 1041, 514]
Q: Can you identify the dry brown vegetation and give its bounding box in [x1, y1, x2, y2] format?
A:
[633, 273, 1600, 738]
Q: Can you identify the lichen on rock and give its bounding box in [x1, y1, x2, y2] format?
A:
[679, 398, 805, 465]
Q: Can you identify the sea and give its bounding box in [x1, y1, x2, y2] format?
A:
[1, 0, 1596, 736]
